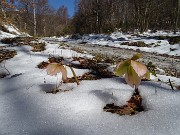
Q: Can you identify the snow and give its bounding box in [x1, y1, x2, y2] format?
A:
[44, 43, 93, 59]
[0, 30, 17, 40]
[0, 30, 180, 135]
[54, 31, 180, 56]
[0, 24, 29, 40]
[141, 30, 180, 37]
[3, 24, 21, 35]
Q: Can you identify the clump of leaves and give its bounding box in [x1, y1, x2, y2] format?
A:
[115, 53, 150, 89]
[104, 92, 143, 115]
[30, 42, 45, 52]
[0, 49, 17, 63]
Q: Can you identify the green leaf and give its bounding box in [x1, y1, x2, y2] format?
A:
[143, 70, 150, 80]
[125, 65, 141, 88]
[115, 60, 130, 76]
[131, 53, 143, 60]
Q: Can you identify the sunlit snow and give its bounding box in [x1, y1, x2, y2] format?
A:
[0, 30, 180, 135]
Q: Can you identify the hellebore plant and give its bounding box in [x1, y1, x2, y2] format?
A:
[103, 53, 150, 115]
[46, 62, 79, 93]
[115, 53, 150, 92]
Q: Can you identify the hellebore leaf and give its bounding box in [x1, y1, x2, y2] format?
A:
[115, 60, 130, 76]
[143, 70, 150, 80]
[131, 60, 148, 77]
[46, 63, 67, 81]
[125, 65, 141, 88]
[131, 53, 143, 61]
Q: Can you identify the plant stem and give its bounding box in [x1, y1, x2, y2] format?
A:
[69, 66, 80, 85]
[135, 88, 139, 95]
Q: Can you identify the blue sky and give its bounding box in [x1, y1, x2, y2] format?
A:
[48, 0, 75, 17]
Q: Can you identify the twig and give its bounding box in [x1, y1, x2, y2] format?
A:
[169, 79, 174, 90]
[69, 66, 80, 85]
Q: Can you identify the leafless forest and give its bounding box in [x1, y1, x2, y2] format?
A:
[1, 0, 180, 36]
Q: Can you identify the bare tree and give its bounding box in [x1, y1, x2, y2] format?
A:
[33, 0, 36, 36]
[0, 0, 15, 19]
[174, 0, 180, 33]
[57, 5, 68, 25]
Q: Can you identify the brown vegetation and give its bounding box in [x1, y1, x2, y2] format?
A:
[0, 49, 17, 63]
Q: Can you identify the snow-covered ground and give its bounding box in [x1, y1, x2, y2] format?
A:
[3, 24, 21, 35]
[0, 29, 180, 135]
[0, 24, 29, 40]
[0, 30, 17, 40]
[50, 30, 180, 57]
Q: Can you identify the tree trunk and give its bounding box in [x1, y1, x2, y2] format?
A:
[33, 0, 37, 36]
[96, 0, 100, 33]
[174, 0, 180, 34]
[134, 0, 151, 33]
